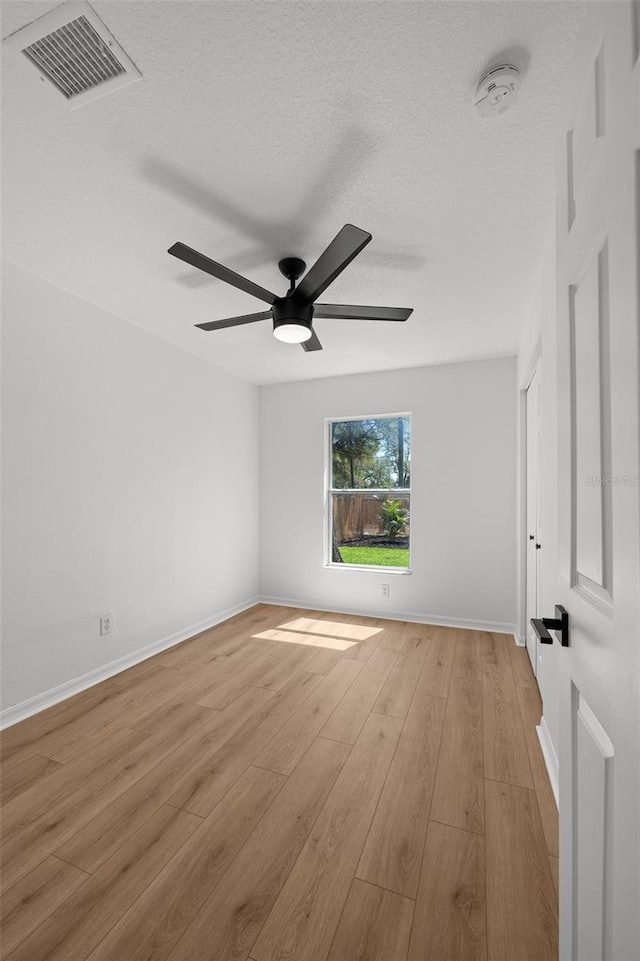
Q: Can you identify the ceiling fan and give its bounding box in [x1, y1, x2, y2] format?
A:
[168, 224, 413, 352]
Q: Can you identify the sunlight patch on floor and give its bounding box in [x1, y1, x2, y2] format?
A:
[277, 618, 382, 642]
[252, 628, 357, 651]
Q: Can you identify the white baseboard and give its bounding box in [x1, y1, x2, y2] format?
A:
[537, 714, 560, 808]
[0, 596, 260, 730]
[1, 595, 520, 730]
[259, 594, 519, 640]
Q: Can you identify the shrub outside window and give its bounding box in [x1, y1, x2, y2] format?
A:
[327, 413, 411, 570]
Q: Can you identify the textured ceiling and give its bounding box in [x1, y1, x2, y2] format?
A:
[1, 1, 583, 385]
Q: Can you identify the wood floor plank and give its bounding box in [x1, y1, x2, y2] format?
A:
[319, 647, 397, 743]
[408, 820, 486, 961]
[415, 626, 455, 698]
[480, 632, 513, 678]
[1, 705, 211, 892]
[253, 644, 321, 690]
[27, 666, 178, 762]
[54, 764, 182, 875]
[519, 674, 542, 713]
[4, 804, 201, 961]
[302, 648, 343, 674]
[252, 628, 357, 652]
[165, 736, 351, 961]
[120, 656, 231, 716]
[341, 618, 386, 661]
[372, 632, 430, 718]
[43, 664, 186, 762]
[124, 692, 221, 737]
[0, 752, 63, 805]
[156, 624, 264, 670]
[2, 704, 211, 843]
[254, 658, 363, 776]
[107, 658, 175, 687]
[482, 665, 534, 790]
[49, 690, 192, 763]
[165, 671, 323, 817]
[452, 629, 483, 680]
[430, 676, 484, 835]
[549, 855, 559, 899]
[326, 879, 414, 961]
[356, 693, 446, 898]
[59, 686, 274, 867]
[86, 766, 284, 961]
[166, 633, 270, 683]
[509, 644, 537, 688]
[251, 712, 403, 961]
[485, 779, 558, 961]
[0, 682, 121, 763]
[0, 855, 89, 958]
[151, 618, 263, 670]
[51, 706, 223, 873]
[52, 689, 270, 873]
[279, 615, 382, 644]
[377, 620, 412, 651]
[47, 713, 153, 764]
[196, 646, 285, 710]
[28, 695, 136, 763]
[1, 725, 149, 844]
[516, 686, 559, 857]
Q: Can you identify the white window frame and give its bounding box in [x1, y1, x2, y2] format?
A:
[324, 411, 412, 574]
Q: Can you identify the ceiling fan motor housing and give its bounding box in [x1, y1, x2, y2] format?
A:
[272, 296, 313, 337]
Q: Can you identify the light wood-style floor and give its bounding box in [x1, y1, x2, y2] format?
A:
[0, 604, 558, 961]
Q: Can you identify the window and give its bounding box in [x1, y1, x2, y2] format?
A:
[327, 413, 411, 570]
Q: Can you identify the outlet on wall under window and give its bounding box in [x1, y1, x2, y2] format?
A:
[381, 584, 390, 597]
[100, 613, 112, 636]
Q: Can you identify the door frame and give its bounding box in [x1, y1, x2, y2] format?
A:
[517, 339, 542, 649]
[524, 356, 542, 675]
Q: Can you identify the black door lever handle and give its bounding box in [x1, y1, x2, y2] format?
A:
[531, 605, 569, 647]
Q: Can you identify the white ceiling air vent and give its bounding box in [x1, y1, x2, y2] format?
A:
[3, 1, 140, 109]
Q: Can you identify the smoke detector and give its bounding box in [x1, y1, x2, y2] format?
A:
[2, 0, 140, 109]
[473, 64, 521, 117]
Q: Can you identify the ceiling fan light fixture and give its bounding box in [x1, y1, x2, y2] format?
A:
[272, 297, 314, 343]
[273, 320, 313, 343]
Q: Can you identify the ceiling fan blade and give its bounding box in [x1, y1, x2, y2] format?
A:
[195, 311, 272, 332]
[295, 224, 372, 304]
[314, 304, 413, 321]
[169, 242, 277, 305]
[302, 328, 323, 352]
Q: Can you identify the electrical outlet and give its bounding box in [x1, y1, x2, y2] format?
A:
[381, 584, 390, 597]
[100, 613, 112, 636]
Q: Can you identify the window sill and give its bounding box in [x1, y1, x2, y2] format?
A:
[324, 563, 412, 574]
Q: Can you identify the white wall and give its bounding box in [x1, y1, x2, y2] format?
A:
[259, 358, 517, 630]
[517, 228, 561, 775]
[1, 266, 519, 723]
[1, 263, 260, 719]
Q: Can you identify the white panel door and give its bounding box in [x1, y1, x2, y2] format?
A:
[526, 362, 542, 674]
[555, 4, 640, 959]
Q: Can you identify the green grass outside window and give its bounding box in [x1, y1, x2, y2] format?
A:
[337, 546, 409, 568]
